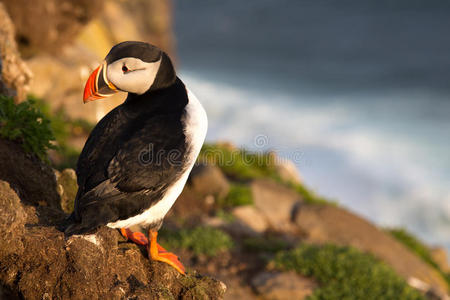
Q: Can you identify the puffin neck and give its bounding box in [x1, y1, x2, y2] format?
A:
[123, 77, 188, 114]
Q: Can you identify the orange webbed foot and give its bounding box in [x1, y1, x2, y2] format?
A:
[148, 230, 186, 275]
[120, 228, 149, 246]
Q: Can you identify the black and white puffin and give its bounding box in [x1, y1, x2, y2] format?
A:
[63, 41, 208, 274]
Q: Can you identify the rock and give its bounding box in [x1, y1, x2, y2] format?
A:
[0, 176, 225, 299]
[0, 3, 32, 102]
[55, 168, 78, 213]
[251, 271, 316, 300]
[294, 204, 449, 295]
[251, 179, 302, 232]
[2, 0, 104, 57]
[0, 181, 27, 258]
[231, 205, 269, 234]
[190, 163, 230, 200]
[0, 138, 61, 210]
[273, 156, 302, 184]
[431, 247, 450, 273]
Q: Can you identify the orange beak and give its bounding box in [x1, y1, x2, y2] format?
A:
[83, 63, 118, 103]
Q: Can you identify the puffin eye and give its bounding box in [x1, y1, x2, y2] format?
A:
[122, 65, 129, 73]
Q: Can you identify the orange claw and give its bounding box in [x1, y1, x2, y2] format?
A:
[149, 230, 186, 275]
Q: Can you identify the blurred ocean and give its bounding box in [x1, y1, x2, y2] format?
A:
[173, 1, 450, 251]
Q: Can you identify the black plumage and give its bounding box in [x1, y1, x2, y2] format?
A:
[65, 78, 190, 235]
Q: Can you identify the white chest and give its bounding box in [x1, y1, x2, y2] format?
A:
[106, 88, 207, 229]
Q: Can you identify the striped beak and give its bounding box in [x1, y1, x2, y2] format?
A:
[83, 62, 119, 103]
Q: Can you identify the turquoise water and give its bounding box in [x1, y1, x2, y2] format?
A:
[174, 1, 450, 251]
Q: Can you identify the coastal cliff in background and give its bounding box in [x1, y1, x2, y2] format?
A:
[2, 0, 174, 123]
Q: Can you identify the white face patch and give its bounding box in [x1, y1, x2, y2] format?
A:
[106, 57, 161, 94]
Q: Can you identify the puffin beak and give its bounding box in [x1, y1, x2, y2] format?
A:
[83, 62, 119, 103]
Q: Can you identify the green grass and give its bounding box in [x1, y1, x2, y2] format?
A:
[388, 228, 450, 288]
[0, 95, 56, 161]
[198, 143, 280, 181]
[159, 226, 233, 257]
[273, 243, 424, 300]
[218, 184, 253, 208]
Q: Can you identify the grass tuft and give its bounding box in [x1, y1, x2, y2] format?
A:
[218, 184, 253, 208]
[273, 243, 424, 300]
[159, 226, 233, 257]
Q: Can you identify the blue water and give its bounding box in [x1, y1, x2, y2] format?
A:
[173, 1, 450, 252]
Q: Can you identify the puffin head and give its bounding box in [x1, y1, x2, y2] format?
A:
[83, 41, 176, 103]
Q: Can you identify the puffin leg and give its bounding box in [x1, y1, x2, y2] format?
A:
[120, 228, 149, 246]
[148, 230, 185, 275]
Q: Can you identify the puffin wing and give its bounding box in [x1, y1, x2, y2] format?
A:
[68, 112, 188, 234]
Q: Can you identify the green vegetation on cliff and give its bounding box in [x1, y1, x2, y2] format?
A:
[388, 228, 450, 288]
[273, 243, 424, 300]
[219, 184, 253, 207]
[0, 95, 55, 161]
[199, 143, 332, 206]
[160, 226, 233, 257]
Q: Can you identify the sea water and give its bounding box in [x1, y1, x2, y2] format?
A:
[174, 0, 450, 251]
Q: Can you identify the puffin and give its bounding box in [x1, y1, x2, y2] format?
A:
[63, 41, 208, 274]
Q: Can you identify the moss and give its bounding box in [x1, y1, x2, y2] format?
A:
[159, 226, 233, 257]
[218, 184, 253, 208]
[0, 95, 56, 161]
[178, 274, 225, 299]
[243, 236, 290, 254]
[388, 228, 450, 288]
[273, 243, 424, 300]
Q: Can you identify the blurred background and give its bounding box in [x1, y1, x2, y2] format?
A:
[175, 1, 450, 253]
[1, 0, 449, 297]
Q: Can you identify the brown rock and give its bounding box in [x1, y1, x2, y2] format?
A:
[251, 179, 302, 232]
[0, 3, 32, 102]
[55, 168, 78, 213]
[0, 180, 26, 258]
[0, 138, 60, 210]
[190, 163, 230, 200]
[274, 157, 302, 184]
[295, 204, 449, 294]
[251, 271, 316, 300]
[2, 0, 104, 57]
[231, 205, 269, 234]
